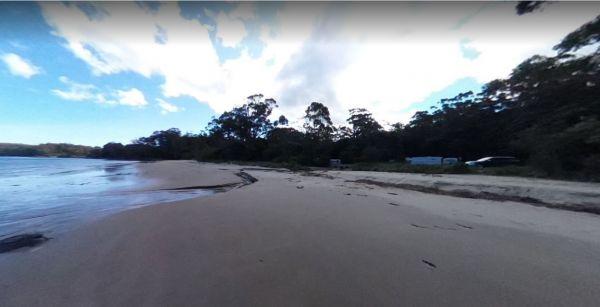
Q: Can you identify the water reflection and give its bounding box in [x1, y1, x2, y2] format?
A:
[102, 163, 133, 181]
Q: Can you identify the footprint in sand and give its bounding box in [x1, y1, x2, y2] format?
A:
[422, 259, 437, 269]
[455, 223, 474, 229]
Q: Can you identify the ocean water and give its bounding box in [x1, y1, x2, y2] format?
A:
[0, 157, 212, 239]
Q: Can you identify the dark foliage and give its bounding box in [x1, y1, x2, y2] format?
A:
[515, 1, 547, 15]
[0, 143, 95, 157]
[554, 16, 600, 54]
[303, 102, 336, 141]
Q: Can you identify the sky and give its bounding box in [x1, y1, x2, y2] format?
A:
[1, 1, 599, 146]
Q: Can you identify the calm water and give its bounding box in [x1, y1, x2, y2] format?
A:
[0, 157, 212, 239]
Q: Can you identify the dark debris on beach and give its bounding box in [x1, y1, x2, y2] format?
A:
[0, 233, 50, 253]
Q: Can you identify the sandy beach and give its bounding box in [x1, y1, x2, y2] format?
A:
[2, 160, 600, 306]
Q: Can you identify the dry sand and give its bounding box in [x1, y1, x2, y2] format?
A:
[1, 161, 600, 306]
[134, 160, 246, 190]
[328, 170, 600, 211]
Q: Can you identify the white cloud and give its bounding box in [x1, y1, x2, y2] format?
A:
[52, 76, 98, 101]
[116, 88, 148, 107]
[52, 76, 147, 108]
[1, 53, 41, 78]
[214, 6, 249, 48]
[157, 98, 183, 114]
[40, 2, 600, 126]
[41, 2, 231, 110]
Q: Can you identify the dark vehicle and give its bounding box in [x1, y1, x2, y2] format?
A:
[465, 156, 520, 167]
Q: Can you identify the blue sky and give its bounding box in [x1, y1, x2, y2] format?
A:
[1, 2, 598, 146]
[0, 2, 215, 146]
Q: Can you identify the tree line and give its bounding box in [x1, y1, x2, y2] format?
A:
[0, 143, 94, 158]
[90, 12, 599, 179]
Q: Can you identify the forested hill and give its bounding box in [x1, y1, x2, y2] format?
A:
[0, 143, 96, 158]
[91, 11, 599, 180]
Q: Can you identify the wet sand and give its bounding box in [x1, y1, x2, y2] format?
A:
[1, 161, 600, 306]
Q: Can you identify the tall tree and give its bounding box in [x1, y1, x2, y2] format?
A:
[303, 102, 336, 141]
[347, 108, 382, 138]
[208, 94, 278, 142]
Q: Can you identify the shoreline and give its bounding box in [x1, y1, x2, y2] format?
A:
[2, 161, 600, 305]
[0, 159, 227, 244]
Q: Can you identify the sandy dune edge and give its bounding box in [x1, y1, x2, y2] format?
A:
[325, 170, 600, 213]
